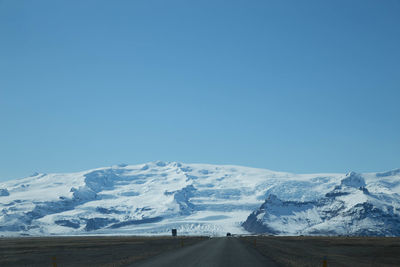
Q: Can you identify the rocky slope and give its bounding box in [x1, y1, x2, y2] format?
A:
[242, 171, 400, 236]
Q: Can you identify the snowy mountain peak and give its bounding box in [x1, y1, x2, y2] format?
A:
[243, 170, 400, 236]
[341, 172, 366, 188]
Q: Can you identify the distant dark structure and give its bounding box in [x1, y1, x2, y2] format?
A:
[226, 232, 231, 237]
[172, 229, 177, 236]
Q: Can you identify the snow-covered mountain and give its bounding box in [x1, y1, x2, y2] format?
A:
[0, 161, 399, 236]
[243, 171, 400, 236]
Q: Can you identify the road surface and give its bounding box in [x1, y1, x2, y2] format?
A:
[133, 237, 278, 267]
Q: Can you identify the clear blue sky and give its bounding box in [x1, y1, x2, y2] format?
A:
[1, 0, 399, 181]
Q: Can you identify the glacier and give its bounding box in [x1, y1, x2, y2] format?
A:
[0, 161, 399, 236]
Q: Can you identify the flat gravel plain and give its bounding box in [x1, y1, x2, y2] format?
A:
[1, 235, 400, 266]
[240, 236, 400, 267]
[0, 236, 207, 266]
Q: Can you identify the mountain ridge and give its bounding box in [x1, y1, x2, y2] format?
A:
[1, 161, 399, 236]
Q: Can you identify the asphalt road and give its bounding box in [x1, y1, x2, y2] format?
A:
[133, 237, 278, 267]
